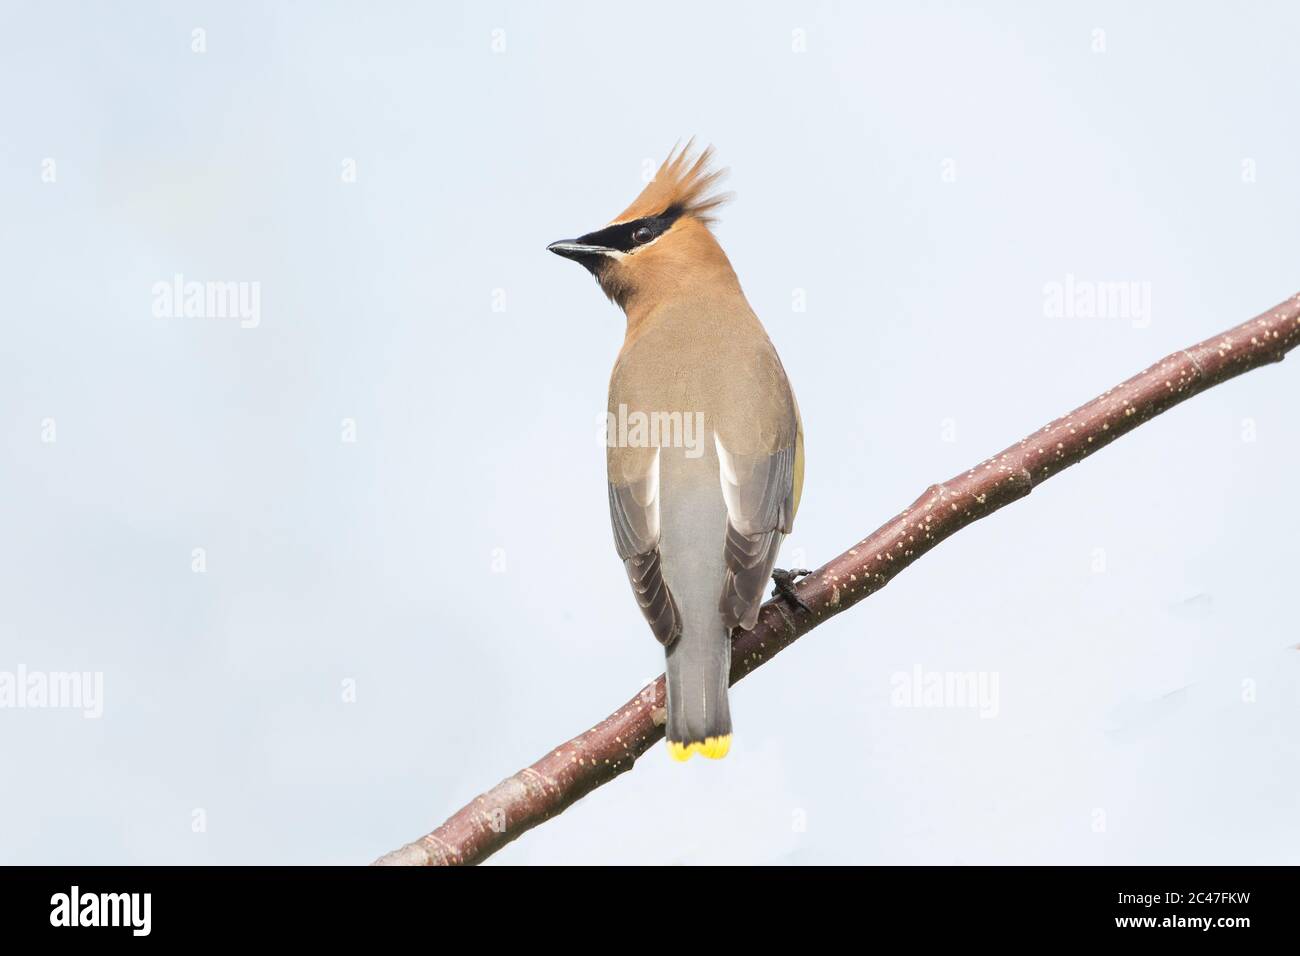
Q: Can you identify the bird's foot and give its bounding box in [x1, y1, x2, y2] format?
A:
[771, 568, 811, 613]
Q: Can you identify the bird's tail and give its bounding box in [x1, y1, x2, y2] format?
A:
[664, 613, 732, 761]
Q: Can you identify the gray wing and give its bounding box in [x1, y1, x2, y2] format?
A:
[608, 448, 681, 647]
[716, 440, 797, 631]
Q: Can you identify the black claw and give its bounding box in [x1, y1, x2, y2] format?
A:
[771, 568, 812, 613]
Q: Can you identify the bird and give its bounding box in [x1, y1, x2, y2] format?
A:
[548, 142, 804, 761]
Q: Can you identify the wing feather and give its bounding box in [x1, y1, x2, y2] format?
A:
[715, 438, 797, 630]
[608, 449, 680, 647]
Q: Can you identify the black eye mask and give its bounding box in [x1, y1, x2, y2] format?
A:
[575, 205, 684, 253]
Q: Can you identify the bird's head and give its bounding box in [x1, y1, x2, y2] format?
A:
[548, 141, 736, 312]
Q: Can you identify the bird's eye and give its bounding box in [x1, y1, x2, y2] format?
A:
[631, 226, 654, 244]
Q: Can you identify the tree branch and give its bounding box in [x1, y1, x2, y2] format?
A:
[375, 292, 1300, 866]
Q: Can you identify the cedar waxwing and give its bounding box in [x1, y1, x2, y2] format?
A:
[548, 143, 804, 761]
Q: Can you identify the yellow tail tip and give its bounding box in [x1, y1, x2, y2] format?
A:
[667, 735, 732, 762]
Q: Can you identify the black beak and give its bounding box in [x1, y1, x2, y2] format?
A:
[546, 240, 613, 263]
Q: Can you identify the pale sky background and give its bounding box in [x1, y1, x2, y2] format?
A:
[1, 1, 1297, 865]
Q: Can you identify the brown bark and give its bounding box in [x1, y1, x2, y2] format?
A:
[375, 292, 1300, 867]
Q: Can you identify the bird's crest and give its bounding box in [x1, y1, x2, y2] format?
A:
[613, 140, 731, 227]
